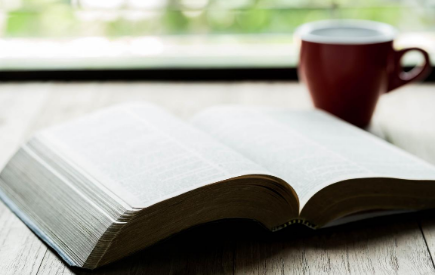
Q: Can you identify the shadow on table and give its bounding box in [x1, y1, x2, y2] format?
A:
[62, 209, 435, 274]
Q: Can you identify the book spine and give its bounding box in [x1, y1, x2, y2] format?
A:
[271, 219, 318, 232]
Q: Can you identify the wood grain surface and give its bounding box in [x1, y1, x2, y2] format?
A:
[0, 81, 434, 275]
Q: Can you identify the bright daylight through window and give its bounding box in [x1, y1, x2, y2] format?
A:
[0, 0, 434, 70]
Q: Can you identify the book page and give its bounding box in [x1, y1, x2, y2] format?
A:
[192, 106, 435, 207]
[37, 103, 271, 208]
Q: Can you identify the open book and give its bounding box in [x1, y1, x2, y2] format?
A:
[1, 103, 435, 269]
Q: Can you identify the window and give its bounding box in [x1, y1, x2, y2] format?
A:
[0, 0, 434, 71]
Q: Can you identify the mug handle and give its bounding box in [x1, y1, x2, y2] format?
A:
[387, 47, 432, 92]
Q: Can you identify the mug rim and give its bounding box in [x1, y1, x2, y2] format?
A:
[295, 19, 397, 45]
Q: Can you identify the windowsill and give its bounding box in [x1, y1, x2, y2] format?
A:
[0, 32, 433, 71]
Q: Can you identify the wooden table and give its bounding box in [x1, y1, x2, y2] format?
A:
[1, 82, 435, 274]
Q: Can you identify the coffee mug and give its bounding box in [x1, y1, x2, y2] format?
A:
[296, 20, 431, 128]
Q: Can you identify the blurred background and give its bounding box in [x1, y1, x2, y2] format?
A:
[0, 0, 434, 76]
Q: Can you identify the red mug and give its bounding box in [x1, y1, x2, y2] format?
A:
[297, 20, 431, 128]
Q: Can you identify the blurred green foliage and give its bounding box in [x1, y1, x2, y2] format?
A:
[1, 0, 434, 38]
